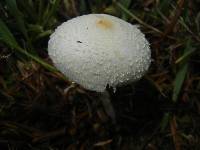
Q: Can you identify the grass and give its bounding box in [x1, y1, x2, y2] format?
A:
[0, 0, 200, 149]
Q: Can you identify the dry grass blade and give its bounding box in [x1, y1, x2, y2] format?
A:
[175, 48, 195, 64]
[170, 115, 181, 150]
[94, 139, 113, 146]
[114, 1, 163, 35]
[32, 128, 66, 143]
[163, 0, 185, 38]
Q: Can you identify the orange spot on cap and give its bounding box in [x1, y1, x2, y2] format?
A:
[96, 18, 113, 29]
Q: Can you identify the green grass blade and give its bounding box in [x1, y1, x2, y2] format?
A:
[15, 46, 58, 72]
[175, 48, 195, 64]
[33, 30, 52, 42]
[0, 19, 57, 72]
[172, 39, 193, 102]
[42, 0, 60, 27]
[5, 0, 28, 39]
[158, 0, 173, 12]
[17, 0, 37, 22]
[160, 112, 171, 132]
[195, 12, 200, 34]
[38, 0, 44, 24]
[172, 62, 188, 102]
[119, 0, 131, 8]
[0, 19, 19, 48]
[79, 0, 87, 13]
[119, 0, 131, 21]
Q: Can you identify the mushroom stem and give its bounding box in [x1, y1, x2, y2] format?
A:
[99, 91, 116, 124]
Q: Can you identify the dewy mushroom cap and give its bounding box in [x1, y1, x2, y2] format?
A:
[48, 14, 151, 92]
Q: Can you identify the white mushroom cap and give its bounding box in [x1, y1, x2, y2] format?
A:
[48, 14, 151, 92]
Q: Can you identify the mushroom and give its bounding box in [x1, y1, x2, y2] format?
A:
[48, 14, 151, 123]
